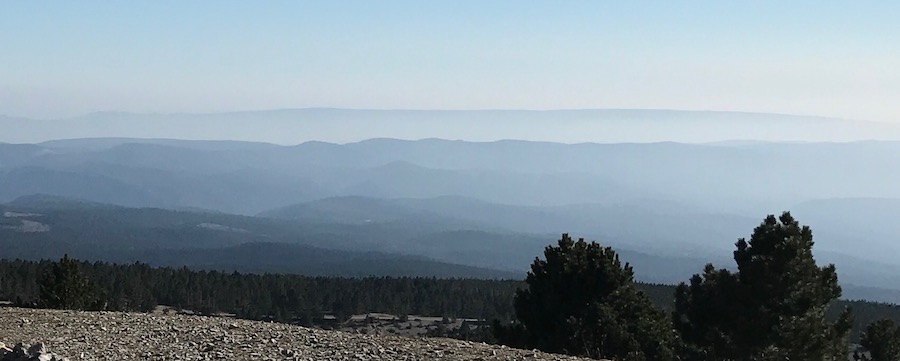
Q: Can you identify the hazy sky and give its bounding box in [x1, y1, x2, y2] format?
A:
[2, 1, 899, 121]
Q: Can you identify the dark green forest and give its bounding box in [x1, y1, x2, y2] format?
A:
[1, 256, 898, 344]
[0, 258, 519, 324]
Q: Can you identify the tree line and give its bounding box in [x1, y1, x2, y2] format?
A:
[2, 212, 900, 360]
[0, 257, 519, 325]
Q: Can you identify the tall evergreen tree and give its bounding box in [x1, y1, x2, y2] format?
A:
[513, 234, 677, 360]
[38, 254, 100, 310]
[674, 212, 852, 361]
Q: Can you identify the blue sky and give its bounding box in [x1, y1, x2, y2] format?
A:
[2, 1, 898, 121]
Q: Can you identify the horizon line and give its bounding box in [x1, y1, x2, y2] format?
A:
[22, 136, 896, 148]
[1, 107, 867, 123]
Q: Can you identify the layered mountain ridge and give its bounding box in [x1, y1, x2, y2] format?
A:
[2, 135, 900, 303]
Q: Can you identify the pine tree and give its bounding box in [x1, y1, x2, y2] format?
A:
[512, 234, 677, 360]
[38, 254, 100, 310]
[674, 212, 852, 361]
[860, 319, 900, 361]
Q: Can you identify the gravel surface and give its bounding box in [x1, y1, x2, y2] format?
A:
[1, 341, 70, 361]
[0, 308, 592, 361]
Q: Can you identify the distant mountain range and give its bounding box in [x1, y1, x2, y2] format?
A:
[2, 136, 900, 302]
[3, 137, 900, 214]
[4, 108, 900, 144]
[0, 195, 518, 279]
[3, 194, 899, 304]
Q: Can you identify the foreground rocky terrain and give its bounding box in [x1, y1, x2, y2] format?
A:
[1, 342, 70, 361]
[0, 308, 590, 361]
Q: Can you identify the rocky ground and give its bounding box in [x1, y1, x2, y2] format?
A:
[0, 308, 590, 361]
[337, 313, 481, 337]
[1, 341, 71, 361]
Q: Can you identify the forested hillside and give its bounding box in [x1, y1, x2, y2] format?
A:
[3, 196, 899, 303]
[1, 258, 897, 343]
[3, 137, 900, 297]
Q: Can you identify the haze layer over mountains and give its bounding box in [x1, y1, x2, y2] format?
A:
[2, 109, 899, 302]
[4, 109, 900, 144]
